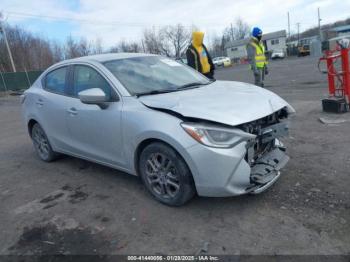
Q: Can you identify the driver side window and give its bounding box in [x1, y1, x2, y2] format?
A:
[73, 65, 113, 101]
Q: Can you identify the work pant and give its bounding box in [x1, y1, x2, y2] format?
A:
[253, 67, 265, 87]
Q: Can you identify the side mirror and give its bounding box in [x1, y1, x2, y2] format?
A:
[78, 88, 107, 105]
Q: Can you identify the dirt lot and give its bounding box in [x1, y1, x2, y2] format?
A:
[0, 56, 349, 256]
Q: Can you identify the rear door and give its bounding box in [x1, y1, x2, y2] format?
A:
[38, 66, 73, 151]
[65, 64, 124, 167]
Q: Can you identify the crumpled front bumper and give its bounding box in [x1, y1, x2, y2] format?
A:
[247, 145, 290, 194]
[186, 130, 290, 197]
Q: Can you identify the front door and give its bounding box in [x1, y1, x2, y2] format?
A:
[65, 64, 124, 167]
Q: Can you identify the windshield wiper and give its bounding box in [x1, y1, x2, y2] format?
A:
[136, 80, 215, 97]
[136, 89, 177, 97]
[177, 82, 208, 90]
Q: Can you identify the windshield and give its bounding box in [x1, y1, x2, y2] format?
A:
[103, 56, 210, 96]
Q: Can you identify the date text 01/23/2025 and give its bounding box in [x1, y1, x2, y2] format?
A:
[127, 255, 220, 261]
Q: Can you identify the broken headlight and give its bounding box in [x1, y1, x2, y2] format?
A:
[181, 122, 256, 148]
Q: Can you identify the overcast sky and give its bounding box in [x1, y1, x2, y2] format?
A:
[1, 0, 350, 47]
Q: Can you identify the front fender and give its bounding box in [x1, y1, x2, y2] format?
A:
[121, 100, 198, 176]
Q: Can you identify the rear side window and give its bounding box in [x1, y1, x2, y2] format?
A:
[73, 65, 112, 100]
[44, 67, 67, 94]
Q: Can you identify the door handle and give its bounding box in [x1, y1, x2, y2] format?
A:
[67, 107, 78, 115]
[36, 99, 44, 106]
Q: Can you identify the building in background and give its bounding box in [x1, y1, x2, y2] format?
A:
[331, 25, 350, 36]
[225, 30, 287, 63]
[286, 35, 319, 56]
[325, 25, 350, 50]
[225, 39, 249, 63]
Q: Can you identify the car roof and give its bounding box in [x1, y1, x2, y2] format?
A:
[56, 53, 157, 65]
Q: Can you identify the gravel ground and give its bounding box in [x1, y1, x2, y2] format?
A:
[0, 56, 349, 256]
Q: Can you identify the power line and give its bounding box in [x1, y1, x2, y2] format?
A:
[6, 11, 149, 27]
[6, 11, 230, 29]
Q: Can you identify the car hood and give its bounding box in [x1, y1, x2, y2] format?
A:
[139, 81, 295, 126]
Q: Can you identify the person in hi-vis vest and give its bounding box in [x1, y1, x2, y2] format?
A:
[246, 27, 268, 87]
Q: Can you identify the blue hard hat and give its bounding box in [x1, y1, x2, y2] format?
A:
[252, 27, 262, 37]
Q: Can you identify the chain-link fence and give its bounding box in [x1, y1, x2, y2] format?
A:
[0, 71, 43, 92]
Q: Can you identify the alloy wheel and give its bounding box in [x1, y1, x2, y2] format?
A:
[145, 153, 180, 199]
[32, 126, 50, 160]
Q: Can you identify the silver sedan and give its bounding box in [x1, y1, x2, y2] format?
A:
[21, 53, 294, 206]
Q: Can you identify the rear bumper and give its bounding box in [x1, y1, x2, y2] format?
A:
[272, 55, 284, 59]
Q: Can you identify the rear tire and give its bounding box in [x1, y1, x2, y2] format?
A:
[31, 123, 58, 162]
[139, 142, 196, 206]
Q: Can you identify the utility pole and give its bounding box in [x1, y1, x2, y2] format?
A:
[287, 12, 291, 57]
[0, 17, 16, 72]
[230, 23, 234, 42]
[296, 22, 301, 44]
[318, 7, 322, 41]
[287, 12, 291, 39]
[141, 39, 146, 53]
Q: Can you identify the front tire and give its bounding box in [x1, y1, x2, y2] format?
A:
[139, 142, 196, 206]
[31, 123, 57, 162]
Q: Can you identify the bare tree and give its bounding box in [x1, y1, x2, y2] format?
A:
[64, 36, 104, 59]
[109, 45, 119, 53]
[113, 39, 141, 53]
[223, 25, 235, 42]
[0, 23, 56, 71]
[118, 40, 129, 52]
[64, 35, 80, 59]
[163, 24, 190, 58]
[209, 35, 226, 58]
[91, 38, 103, 54]
[51, 41, 64, 63]
[223, 18, 250, 42]
[142, 27, 171, 56]
[234, 18, 250, 40]
[129, 42, 141, 53]
[77, 37, 92, 56]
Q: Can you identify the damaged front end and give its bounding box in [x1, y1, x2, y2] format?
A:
[144, 100, 293, 197]
[239, 108, 290, 193]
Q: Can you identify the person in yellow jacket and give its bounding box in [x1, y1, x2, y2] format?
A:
[246, 27, 268, 87]
[186, 31, 215, 79]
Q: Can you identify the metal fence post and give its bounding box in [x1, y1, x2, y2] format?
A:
[24, 68, 31, 88]
[0, 69, 7, 93]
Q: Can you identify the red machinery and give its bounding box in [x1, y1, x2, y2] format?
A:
[319, 43, 350, 113]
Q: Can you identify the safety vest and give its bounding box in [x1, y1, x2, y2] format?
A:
[250, 41, 267, 68]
